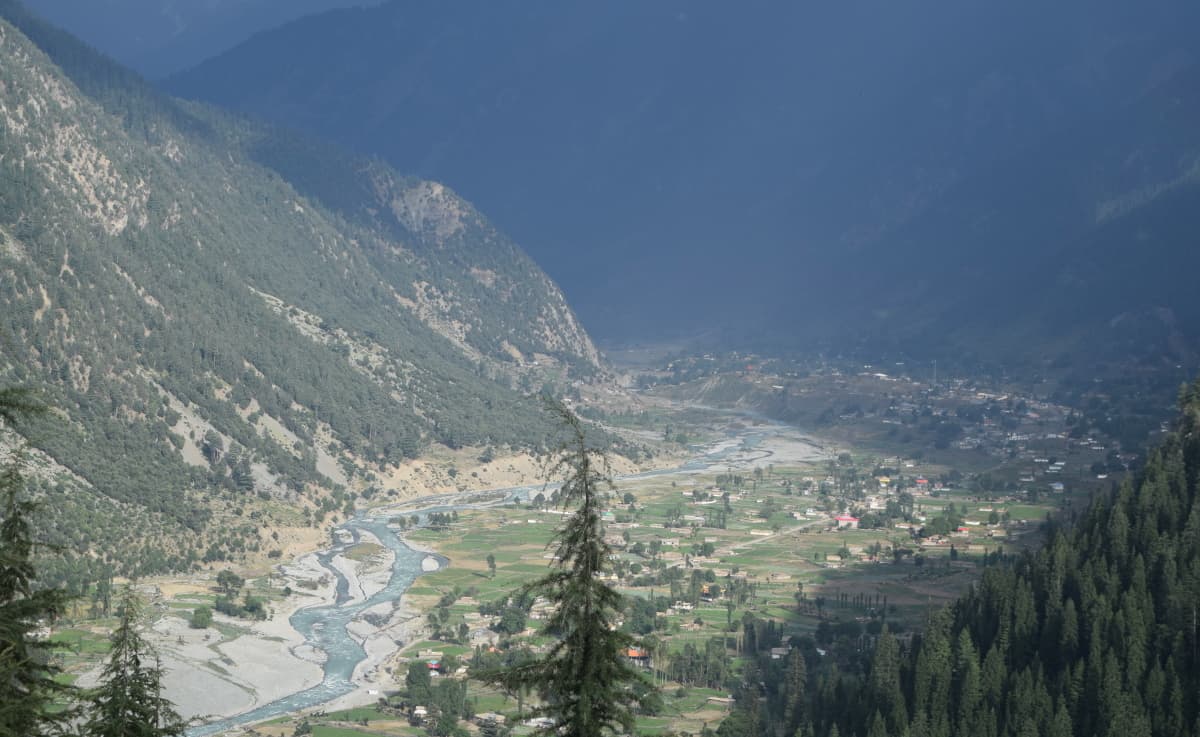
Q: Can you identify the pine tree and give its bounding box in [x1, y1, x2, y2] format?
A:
[868, 627, 906, 732]
[0, 390, 75, 737]
[0, 387, 41, 425]
[781, 649, 807, 734]
[82, 586, 187, 737]
[952, 628, 981, 736]
[482, 399, 655, 737]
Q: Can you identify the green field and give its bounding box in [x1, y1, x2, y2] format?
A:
[371, 419, 1075, 737]
[56, 397, 1089, 737]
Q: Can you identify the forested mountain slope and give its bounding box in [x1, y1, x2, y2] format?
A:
[719, 385, 1200, 737]
[0, 4, 606, 587]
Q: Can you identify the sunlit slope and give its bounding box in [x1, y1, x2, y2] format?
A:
[0, 7, 604, 584]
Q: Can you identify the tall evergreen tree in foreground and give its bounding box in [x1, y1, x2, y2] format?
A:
[483, 399, 655, 737]
[1, 387, 187, 735]
[0, 389, 75, 737]
[82, 585, 187, 737]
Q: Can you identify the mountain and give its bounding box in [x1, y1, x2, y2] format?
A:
[18, 0, 383, 77]
[166, 0, 1200, 362]
[0, 1, 608, 587]
[716, 383, 1200, 737]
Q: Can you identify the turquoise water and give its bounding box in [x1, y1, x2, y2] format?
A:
[187, 425, 804, 735]
[186, 513, 441, 736]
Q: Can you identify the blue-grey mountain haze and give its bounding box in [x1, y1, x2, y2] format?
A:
[161, 0, 1200, 360]
[20, 0, 383, 75]
[20, 0, 1200, 369]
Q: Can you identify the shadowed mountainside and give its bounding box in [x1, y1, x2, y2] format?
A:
[167, 0, 1200, 367]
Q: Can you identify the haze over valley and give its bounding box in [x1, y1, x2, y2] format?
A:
[163, 0, 1200, 363]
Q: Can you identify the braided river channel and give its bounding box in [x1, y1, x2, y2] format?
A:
[189, 421, 818, 736]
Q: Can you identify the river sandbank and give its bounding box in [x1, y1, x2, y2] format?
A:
[149, 553, 334, 722]
[140, 528, 436, 732]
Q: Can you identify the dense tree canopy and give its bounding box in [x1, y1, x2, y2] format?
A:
[719, 381, 1200, 737]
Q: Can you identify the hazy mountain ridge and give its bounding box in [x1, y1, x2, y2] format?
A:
[167, 0, 1200, 365]
[836, 60, 1200, 371]
[0, 7, 606, 585]
[19, 0, 381, 76]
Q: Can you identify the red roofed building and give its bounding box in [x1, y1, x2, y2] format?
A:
[625, 648, 651, 668]
[835, 514, 859, 530]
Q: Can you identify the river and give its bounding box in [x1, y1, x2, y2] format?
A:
[187, 419, 824, 736]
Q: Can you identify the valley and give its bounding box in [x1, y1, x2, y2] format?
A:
[47, 383, 1097, 736]
[0, 2, 1195, 736]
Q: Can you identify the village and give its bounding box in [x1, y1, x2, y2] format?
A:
[336, 391, 1113, 737]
